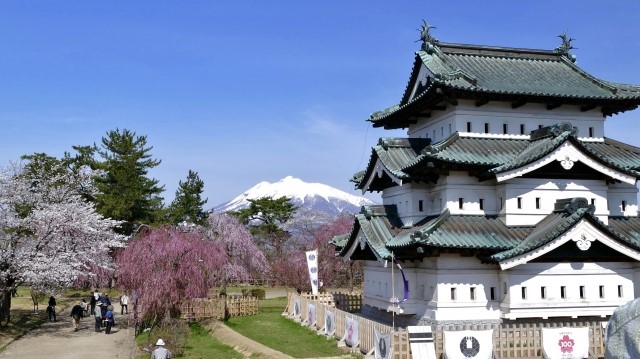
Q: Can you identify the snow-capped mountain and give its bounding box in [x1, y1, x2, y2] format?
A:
[214, 176, 375, 216]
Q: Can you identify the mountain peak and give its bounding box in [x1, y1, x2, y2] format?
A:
[214, 176, 375, 216]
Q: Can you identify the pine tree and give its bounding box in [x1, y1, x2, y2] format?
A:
[93, 129, 164, 234]
[168, 170, 208, 225]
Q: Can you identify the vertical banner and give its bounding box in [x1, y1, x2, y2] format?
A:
[443, 330, 494, 359]
[324, 310, 335, 335]
[541, 327, 589, 359]
[375, 329, 393, 359]
[307, 303, 316, 327]
[306, 249, 319, 295]
[344, 316, 360, 347]
[293, 298, 300, 317]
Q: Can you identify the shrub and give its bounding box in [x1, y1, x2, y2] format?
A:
[250, 288, 265, 299]
[142, 317, 189, 357]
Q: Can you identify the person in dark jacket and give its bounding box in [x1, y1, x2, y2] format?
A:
[104, 305, 114, 334]
[70, 301, 83, 331]
[47, 296, 57, 322]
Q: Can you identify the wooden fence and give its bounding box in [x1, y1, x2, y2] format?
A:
[290, 293, 607, 358]
[180, 295, 259, 321]
[288, 293, 411, 358]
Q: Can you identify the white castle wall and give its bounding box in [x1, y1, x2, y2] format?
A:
[362, 257, 640, 322]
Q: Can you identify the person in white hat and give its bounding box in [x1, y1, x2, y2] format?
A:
[151, 338, 172, 359]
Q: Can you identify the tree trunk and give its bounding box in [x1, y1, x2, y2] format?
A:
[0, 278, 15, 326]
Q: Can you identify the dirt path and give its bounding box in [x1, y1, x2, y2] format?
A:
[0, 302, 135, 359]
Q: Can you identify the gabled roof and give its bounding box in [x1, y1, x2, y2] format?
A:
[371, 42, 640, 129]
[337, 198, 640, 268]
[337, 205, 404, 260]
[353, 124, 640, 191]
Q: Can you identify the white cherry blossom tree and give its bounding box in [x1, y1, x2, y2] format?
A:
[0, 161, 126, 324]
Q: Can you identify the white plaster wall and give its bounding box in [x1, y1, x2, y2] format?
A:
[501, 178, 610, 226]
[500, 262, 635, 319]
[607, 182, 639, 216]
[407, 101, 604, 140]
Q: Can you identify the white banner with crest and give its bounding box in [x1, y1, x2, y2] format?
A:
[324, 310, 335, 335]
[343, 316, 359, 347]
[305, 250, 319, 295]
[375, 329, 392, 359]
[443, 330, 493, 359]
[542, 327, 589, 359]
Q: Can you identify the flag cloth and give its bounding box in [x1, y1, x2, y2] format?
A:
[542, 327, 589, 359]
[307, 303, 316, 327]
[443, 330, 493, 359]
[306, 249, 319, 295]
[293, 298, 300, 317]
[375, 329, 393, 359]
[325, 310, 335, 335]
[344, 317, 359, 347]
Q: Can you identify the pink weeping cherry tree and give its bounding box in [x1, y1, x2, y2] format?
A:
[204, 212, 269, 291]
[115, 227, 227, 321]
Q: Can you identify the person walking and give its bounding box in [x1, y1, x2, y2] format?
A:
[93, 303, 103, 332]
[70, 301, 83, 331]
[151, 339, 172, 359]
[104, 305, 114, 334]
[89, 291, 97, 316]
[47, 296, 57, 322]
[120, 294, 129, 315]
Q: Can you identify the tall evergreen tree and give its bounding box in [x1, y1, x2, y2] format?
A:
[93, 129, 164, 234]
[233, 196, 297, 261]
[168, 170, 208, 225]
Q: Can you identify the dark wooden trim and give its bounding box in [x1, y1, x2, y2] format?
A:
[547, 103, 562, 110]
[511, 101, 526, 109]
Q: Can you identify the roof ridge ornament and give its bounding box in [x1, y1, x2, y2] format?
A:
[555, 30, 577, 62]
[417, 19, 438, 53]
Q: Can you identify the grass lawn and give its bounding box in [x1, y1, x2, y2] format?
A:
[225, 297, 354, 358]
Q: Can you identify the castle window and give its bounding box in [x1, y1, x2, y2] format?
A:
[561, 286, 566, 299]
[467, 122, 472, 132]
[433, 130, 436, 139]
[536, 197, 541, 209]
[458, 198, 464, 209]
[451, 288, 457, 301]
[503, 124, 508, 134]
[599, 285, 605, 298]
[503, 282, 507, 295]
[441, 127, 443, 136]
[449, 124, 452, 134]
[580, 286, 586, 299]
[591, 198, 596, 206]
[517, 197, 522, 209]
[490, 287, 496, 301]
[419, 200, 424, 212]
[520, 124, 525, 135]
[618, 285, 623, 298]
[484, 123, 489, 133]
[589, 127, 594, 137]
[479, 198, 484, 210]
[470, 287, 477, 300]
[499, 198, 503, 211]
[622, 201, 627, 212]
[541, 286, 547, 299]
[521, 287, 527, 300]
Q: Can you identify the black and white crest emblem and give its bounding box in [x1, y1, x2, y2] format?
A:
[378, 336, 387, 357]
[459, 336, 480, 357]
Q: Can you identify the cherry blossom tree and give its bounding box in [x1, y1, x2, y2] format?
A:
[205, 212, 269, 291]
[115, 226, 227, 321]
[0, 161, 126, 324]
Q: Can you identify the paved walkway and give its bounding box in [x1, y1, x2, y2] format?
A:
[0, 302, 135, 359]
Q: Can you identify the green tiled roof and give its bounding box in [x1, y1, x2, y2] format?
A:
[331, 233, 350, 250]
[337, 205, 404, 260]
[338, 199, 640, 265]
[352, 126, 640, 190]
[371, 42, 640, 128]
[388, 210, 527, 250]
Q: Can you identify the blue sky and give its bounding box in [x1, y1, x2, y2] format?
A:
[2, 1, 640, 206]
